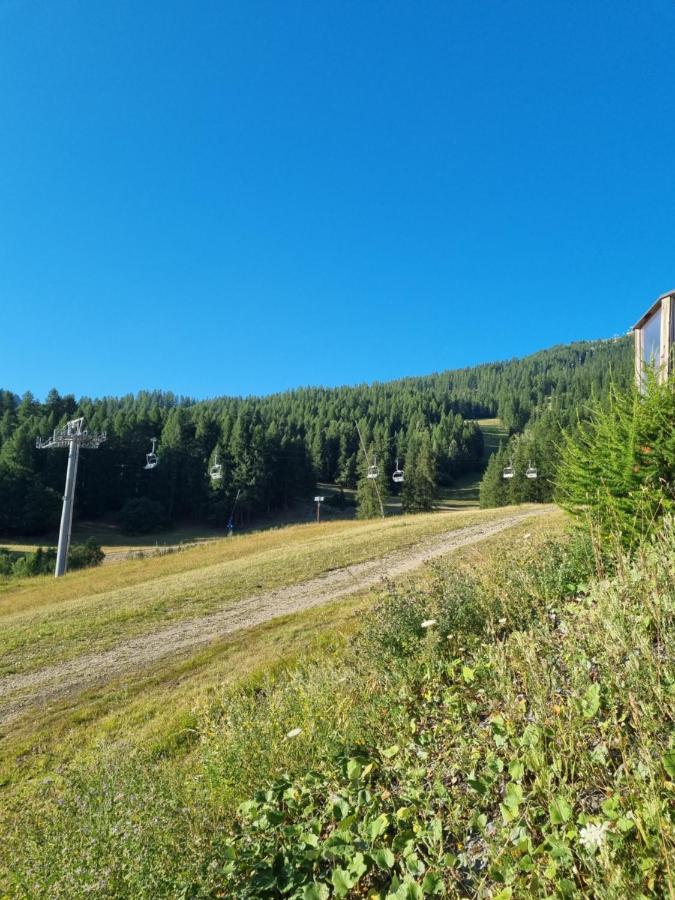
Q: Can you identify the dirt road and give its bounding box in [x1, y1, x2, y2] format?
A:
[0, 511, 545, 726]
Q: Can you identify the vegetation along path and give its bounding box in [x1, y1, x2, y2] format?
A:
[0, 509, 550, 726]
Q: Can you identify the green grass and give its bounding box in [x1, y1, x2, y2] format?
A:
[0, 507, 533, 680]
[437, 418, 509, 508]
[477, 416, 509, 460]
[3, 510, 672, 898]
[0, 512, 558, 827]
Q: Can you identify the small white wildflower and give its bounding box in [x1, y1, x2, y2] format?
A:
[421, 618, 437, 629]
[498, 617, 507, 625]
[523, 532, 532, 540]
[285, 727, 302, 739]
[579, 821, 609, 852]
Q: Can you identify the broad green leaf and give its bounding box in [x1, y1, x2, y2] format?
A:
[462, 666, 475, 684]
[601, 796, 619, 819]
[368, 813, 390, 840]
[405, 853, 425, 876]
[332, 796, 350, 820]
[303, 883, 329, 900]
[373, 847, 396, 869]
[503, 782, 523, 810]
[382, 744, 400, 759]
[421, 871, 444, 894]
[663, 749, 675, 780]
[393, 879, 424, 900]
[347, 758, 362, 781]
[549, 796, 572, 825]
[349, 852, 367, 880]
[582, 684, 600, 719]
[508, 759, 524, 781]
[467, 777, 488, 795]
[500, 803, 518, 824]
[331, 868, 354, 897]
[238, 800, 258, 816]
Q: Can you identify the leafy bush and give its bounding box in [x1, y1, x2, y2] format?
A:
[556, 376, 675, 548]
[68, 538, 105, 570]
[0, 540, 103, 578]
[118, 497, 171, 534]
[9, 545, 57, 577]
[0, 547, 14, 575]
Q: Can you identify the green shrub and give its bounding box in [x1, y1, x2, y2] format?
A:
[556, 376, 675, 548]
[68, 538, 105, 570]
[10, 545, 57, 577]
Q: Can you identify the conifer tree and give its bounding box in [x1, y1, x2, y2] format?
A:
[356, 443, 385, 519]
[402, 431, 437, 512]
[479, 445, 509, 508]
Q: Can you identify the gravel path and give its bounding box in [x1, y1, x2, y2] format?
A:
[0, 510, 545, 726]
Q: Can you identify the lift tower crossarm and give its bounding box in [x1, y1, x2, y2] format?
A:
[36, 418, 107, 577]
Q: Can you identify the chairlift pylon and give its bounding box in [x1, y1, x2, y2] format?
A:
[392, 458, 404, 483]
[144, 438, 158, 470]
[502, 459, 515, 480]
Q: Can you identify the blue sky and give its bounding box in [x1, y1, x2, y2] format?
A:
[1, 0, 673, 400]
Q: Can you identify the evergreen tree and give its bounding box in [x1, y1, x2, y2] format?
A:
[556, 376, 675, 547]
[402, 431, 437, 512]
[479, 445, 509, 508]
[0, 335, 633, 533]
[356, 444, 385, 519]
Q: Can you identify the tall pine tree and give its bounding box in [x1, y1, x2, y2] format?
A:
[402, 431, 437, 512]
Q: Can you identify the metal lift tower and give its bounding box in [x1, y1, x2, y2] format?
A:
[36, 417, 107, 577]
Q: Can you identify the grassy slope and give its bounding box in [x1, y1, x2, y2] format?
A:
[0, 507, 553, 795]
[438, 418, 509, 508]
[5, 506, 672, 897]
[0, 507, 533, 679]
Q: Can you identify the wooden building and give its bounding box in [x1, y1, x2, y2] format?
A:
[632, 290, 674, 386]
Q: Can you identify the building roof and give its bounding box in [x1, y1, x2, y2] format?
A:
[632, 290, 675, 331]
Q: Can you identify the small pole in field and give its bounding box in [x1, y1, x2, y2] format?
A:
[314, 495, 324, 523]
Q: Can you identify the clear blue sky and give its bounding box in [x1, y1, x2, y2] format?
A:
[1, 1, 673, 400]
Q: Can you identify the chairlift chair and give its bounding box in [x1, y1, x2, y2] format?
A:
[392, 459, 404, 483]
[367, 454, 379, 480]
[525, 461, 538, 480]
[144, 438, 158, 470]
[502, 460, 515, 479]
[210, 451, 223, 480]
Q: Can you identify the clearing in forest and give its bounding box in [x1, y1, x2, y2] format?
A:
[0, 505, 551, 731]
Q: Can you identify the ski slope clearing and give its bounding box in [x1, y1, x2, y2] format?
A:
[0, 507, 551, 726]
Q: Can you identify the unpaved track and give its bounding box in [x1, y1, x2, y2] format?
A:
[0, 511, 545, 726]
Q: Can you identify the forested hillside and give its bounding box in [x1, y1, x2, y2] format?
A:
[0, 336, 631, 534]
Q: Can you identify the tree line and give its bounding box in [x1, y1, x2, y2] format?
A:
[0, 336, 632, 534]
[479, 337, 633, 508]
